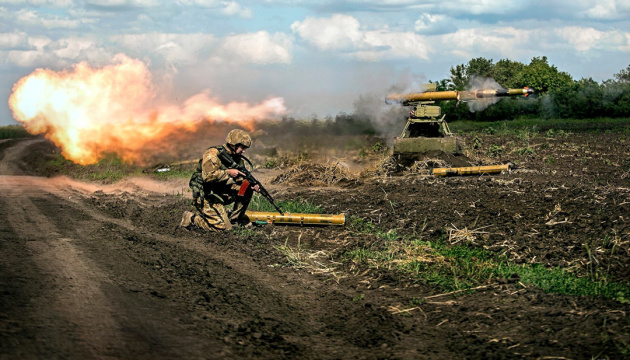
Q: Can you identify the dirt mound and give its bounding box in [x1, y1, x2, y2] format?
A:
[272, 160, 357, 186]
[361, 155, 463, 177]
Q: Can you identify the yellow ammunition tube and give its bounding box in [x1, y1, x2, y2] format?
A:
[432, 164, 510, 176]
[244, 211, 346, 226]
[386, 91, 459, 103]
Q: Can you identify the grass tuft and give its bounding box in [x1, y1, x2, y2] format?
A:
[249, 194, 323, 214]
[451, 117, 630, 135]
[344, 220, 630, 302]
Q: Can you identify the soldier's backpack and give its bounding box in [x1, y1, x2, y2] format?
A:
[189, 158, 205, 206]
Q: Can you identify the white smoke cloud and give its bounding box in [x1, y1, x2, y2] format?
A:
[466, 76, 503, 112]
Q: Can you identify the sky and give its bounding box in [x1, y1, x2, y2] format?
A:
[1, 0, 629, 126]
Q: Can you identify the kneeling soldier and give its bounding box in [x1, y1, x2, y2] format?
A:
[180, 129, 260, 231]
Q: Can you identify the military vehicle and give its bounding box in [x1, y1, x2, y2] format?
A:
[386, 84, 534, 162]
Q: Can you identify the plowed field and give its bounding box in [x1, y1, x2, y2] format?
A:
[1, 132, 629, 359]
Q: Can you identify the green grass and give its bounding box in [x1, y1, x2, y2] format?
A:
[44, 153, 142, 182]
[0, 125, 32, 139]
[345, 218, 630, 302]
[248, 193, 323, 214]
[451, 117, 630, 135]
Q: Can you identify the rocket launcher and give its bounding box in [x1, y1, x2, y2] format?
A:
[386, 87, 534, 106]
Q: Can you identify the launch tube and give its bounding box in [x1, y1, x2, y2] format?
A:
[386, 88, 534, 105]
[244, 211, 346, 226]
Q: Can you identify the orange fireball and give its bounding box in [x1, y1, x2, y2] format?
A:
[9, 54, 286, 165]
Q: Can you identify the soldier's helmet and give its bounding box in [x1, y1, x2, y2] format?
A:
[225, 129, 252, 148]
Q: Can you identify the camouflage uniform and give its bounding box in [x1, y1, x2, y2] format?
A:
[181, 130, 253, 231]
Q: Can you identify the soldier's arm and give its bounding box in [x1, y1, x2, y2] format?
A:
[201, 148, 231, 183]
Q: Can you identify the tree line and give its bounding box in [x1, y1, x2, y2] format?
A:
[433, 57, 630, 121]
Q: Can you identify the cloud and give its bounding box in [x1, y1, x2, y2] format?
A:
[437, 0, 527, 15]
[579, 0, 630, 20]
[84, 0, 159, 8]
[291, 14, 363, 50]
[622, 33, 630, 52]
[176, 0, 252, 17]
[434, 25, 630, 60]
[297, 0, 528, 17]
[555, 26, 630, 52]
[220, 1, 251, 17]
[14, 9, 88, 29]
[0, 0, 72, 5]
[2, 30, 292, 70]
[291, 14, 431, 60]
[0, 31, 31, 50]
[438, 27, 533, 59]
[113, 33, 217, 65]
[554, 26, 606, 52]
[213, 31, 293, 64]
[414, 13, 450, 34]
[3, 36, 113, 68]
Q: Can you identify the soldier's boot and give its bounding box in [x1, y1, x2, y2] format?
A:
[179, 211, 194, 229]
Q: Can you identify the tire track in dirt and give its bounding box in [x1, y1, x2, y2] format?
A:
[0, 138, 43, 175]
[0, 173, 405, 357]
[1, 194, 123, 357]
[57, 186, 407, 358]
[0, 141, 220, 358]
[0, 183, 217, 358]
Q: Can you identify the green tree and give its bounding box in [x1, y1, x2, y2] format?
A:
[467, 57, 495, 79]
[516, 56, 574, 93]
[430, 78, 456, 91]
[449, 57, 495, 90]
[492, 59, 525, 88]
[614, 64, 630, 83]
[450, 64, 468, 90]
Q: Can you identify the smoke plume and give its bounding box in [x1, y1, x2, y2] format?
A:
[466, 76, 503, 112]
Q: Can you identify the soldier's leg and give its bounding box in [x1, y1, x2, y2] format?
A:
[229, 186, 254, 223]
[192, 199, 232, 231]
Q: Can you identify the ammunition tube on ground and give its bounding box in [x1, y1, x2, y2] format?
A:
[244, 211, 346, 226]
[432, 164, 510, 176]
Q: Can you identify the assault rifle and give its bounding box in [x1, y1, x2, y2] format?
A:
[217, 149, 284, 215]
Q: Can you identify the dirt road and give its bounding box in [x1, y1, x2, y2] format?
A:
[1, 137, 630, 359]
[0, 139, 421, 359]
